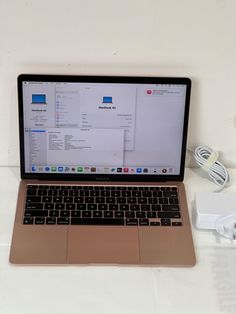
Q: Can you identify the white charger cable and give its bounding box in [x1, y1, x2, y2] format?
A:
[190, 145, 230, 191]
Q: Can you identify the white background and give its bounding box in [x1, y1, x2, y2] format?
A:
[0, 0, 236, 167]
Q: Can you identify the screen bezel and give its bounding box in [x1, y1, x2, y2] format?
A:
[18, 74, 191, 182]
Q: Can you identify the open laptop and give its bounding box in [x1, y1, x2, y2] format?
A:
[10, 74, 196, 266]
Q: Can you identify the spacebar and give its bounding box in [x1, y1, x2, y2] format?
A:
[71, 218, 125, 225]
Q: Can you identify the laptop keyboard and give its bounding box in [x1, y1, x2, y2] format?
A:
[23, 185, 182, 227]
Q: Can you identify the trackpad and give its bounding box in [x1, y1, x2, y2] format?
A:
[67, 227, 140, 264]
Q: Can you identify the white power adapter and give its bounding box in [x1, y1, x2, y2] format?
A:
[195, 192, 236, 240]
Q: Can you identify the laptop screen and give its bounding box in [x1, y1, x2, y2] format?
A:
[18, 75, 191, 181]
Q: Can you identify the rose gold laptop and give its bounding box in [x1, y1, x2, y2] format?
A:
[10, 74, 196, 266]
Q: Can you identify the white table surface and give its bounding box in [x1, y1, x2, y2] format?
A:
[0, 167, 236, 314]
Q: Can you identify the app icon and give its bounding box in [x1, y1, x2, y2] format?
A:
[91, 167, 96, 172]
[117, 168, 122, 173]
[123, 168, 129, 173]
[146, 90, 152, 95]
[143, 168, 148, 173]
[162, 168, 167, 173]
[136, 168, 142, 173]
[64, 166, 70, 172]
[45, 166, 50, 171]
[111, 168, 116, 172]
[71, 167, 76, 172]
[103, 96, 113, 104]
[51, 166, 57, 172]
[32, 166, 37, 172]
[77, 167, 83, 172]
[58, 166, 63, 172]
[84, 167, 90, 172]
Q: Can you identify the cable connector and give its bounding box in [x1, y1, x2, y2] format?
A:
[215, 215, 236, 240]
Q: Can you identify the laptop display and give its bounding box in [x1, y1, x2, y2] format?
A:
[19, 76, 190, 180]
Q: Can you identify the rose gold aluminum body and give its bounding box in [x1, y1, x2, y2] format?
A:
[10, 180, 196, 266]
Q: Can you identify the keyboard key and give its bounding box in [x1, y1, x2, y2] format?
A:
[136, 212, 146, 218]
[66, 203, 76, 210]
[57, 218, 70, 225]
[42, 196, 52, 203]
[26, 196, 41, 203]
[151, 205, 161, 211]
[74, 197, 84, 203]
[96, 197, 105, 203]
[139, 219, 149, 226]
[53, 197, 63, 203]
[150, 221, 160, 226]
[77, 204, 86, 210]
[109, 204, 118, 211]
[23, 217, 34, 224]
[138, 198, 147, 204]
[127, 198, 136, 204]
[46, 217, 56, 225]
[55, 203, 65, 210]
[120, 204, 129, 211]
[71, 218, 125, 225]
[25, 203, 43, 210]
[59, 190, 68, 196]
[115, 211, 124, 218]
[130, 204, 140, 211]
[82, 211, 92, 218]
[27, 185, 38, 189]
[38, 190, 47, 196]
[147, 212, 157, 218]
[35, 217, 45, 224]
[93, 211, 103, 218]
[44, 203, 54, 210]
[148, 198, 158, 204]
[141, 205, 150, 211]
[172, 222, 182, 226]
[104, 211, 113, 218]
[169, 198, 179, 204]
[117, 197, 126, 204]
[163, 191, 178, 198]
[106, 197, 115, 204]
[27, 189, 37, 196]
[98, 204, 108, 210]
[48, 190, 58, 196]
[126, 219, 138, 226]
[162, 205, 180, 212]
[88, 204, 97, 210]
[64, 197, 73, 203]
[25, 210, 48, 217]
[161, 218, 171, 226]
[125, 212, 135, 218]
[60, 210, 70, 217]
[49, 210, 59, 217]
[158, 212, 181, 219]
[159, 198, 168, 204]
[71, 211, 81, 217]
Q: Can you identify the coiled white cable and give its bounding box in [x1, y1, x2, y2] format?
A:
[191, 145, 230, 191]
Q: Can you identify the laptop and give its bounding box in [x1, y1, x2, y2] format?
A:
[10, 74, 196, 266]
